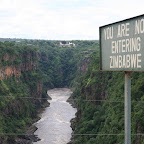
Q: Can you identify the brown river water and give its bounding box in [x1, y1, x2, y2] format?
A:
[33, 88, 77, 144]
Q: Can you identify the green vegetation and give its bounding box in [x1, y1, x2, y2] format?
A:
[71, 47, 144, 144]
[29, 40, 98, 88]
[0, 42, 46, 143]
[0, 39, 97, 143]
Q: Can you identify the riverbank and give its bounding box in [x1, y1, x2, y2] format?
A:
[14, 100, 50, 144]
[15, 125, 39, 144]
[67, 91, 78, 144]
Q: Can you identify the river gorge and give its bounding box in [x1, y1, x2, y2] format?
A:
[33, 88, 77, 144]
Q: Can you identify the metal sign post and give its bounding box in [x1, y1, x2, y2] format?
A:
[125, 72, 131, 144]
[99, 14, 144, 143]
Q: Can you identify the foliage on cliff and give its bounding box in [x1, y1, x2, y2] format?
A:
[32, 40, 98, 88]
[71, 48, 144, 144]
[0, 42, 46, 143]
[0, 40, 98, 143]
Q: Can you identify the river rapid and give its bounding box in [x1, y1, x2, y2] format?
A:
[33, 88, 77, 144]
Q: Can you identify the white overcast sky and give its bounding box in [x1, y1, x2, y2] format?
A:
[0, 0, 144, 40]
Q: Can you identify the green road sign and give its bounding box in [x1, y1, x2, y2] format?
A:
[100, 14, 144, 71]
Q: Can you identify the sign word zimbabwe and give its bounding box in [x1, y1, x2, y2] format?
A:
[100, 14, 144, 71]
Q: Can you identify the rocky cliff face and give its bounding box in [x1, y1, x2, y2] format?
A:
[78, 57, 91, 75]
[0, 44, 47, 144]
[0, 53, 38, 79]
[78, 50, 94, 75]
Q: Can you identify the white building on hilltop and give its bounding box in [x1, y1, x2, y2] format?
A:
[59, 42, 76, 47]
